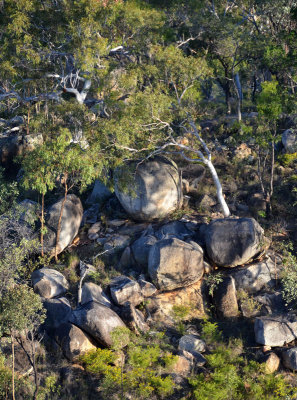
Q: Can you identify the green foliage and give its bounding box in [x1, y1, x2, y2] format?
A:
[0, 284, 45, 336]
[171, 304, 190, 335]
[280, 241, 297, 308]
[80, 329, 176, 399]
[204, 271, 224, 297]
[257, 80, 282, 122]
[237, 289, 262, 316]
[0, 168, 19, 215]
[0, 211, 39, 299]
[190, 321, 297, 400]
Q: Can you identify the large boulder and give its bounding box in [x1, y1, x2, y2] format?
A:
[131, 235, 157, 269]
[81, 282, 111, 307]
[205, 218, 264, 267]
[230, 257, 281, 294]
[148, 238, 204, 291]
[282, 129, 297, 153]
[32, 268, 69, 299]
[70, 301, 126, 347]
[42, 297, 72, 335]
[109, 276, 143, 306]
[86, 179, 112, 205]
[114, 156, 182, 221]
[54, 323, 97, 361]
[44, 194, 83, 255]
[254, 315, 297, 347]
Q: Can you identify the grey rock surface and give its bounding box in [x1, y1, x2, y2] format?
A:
[148, 238, 204, 290]
[109, 276, 143, 306]
[70, 301, 126, 347]
[114, 156, 182, 221]
[231, 257, 281, 293]
[81, 282, 111, 307]
[86, 179, 112, 205]
[54, 323, 97, 361]
[178, 335, 206, 355]
[205, 217, 264, 267]
[255, 314, 297, 347]
[213, 276, 239, 318]
[32, 268, 69, 299]
[44, 194, 83, 255]
[282, 128, 297, 153]
[131, 235, 157, 269]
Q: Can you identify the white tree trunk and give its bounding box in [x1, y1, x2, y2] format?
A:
[205, 159, 231, 217]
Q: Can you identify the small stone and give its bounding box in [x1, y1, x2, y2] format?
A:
[262, 352, 280, 374]
[88, 233, 99, 241]
[173, 355, 192, 376]
[263, 345, 271, 353]
[138, 279, 157, 297]
[178, 335, 206, 355]
[88, 222, 101, 235]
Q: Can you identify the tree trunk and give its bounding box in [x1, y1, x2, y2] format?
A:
[41, 193, 45, 257]
[205, 159, 231, 217]
[55, 182, 68, 262]
[32, 340, 39, 400]
[11, 334, 15, 400]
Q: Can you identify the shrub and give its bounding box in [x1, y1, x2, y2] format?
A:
[190, 321, 297, 400]
[80, 329, 177, 399]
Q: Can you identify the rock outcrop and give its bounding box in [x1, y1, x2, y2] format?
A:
[114, 156, 182, 221]
[70, 301, 126, 347]
[32, 268, 69, 299]
[205, 217, 264, 267]
[282, 128, 297, 153]
[255, 315, 297, 347]
[44, 194, 83, 255]
[148, 238, 204, 290]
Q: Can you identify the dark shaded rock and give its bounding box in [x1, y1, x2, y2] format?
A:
[213, 276, 239, 318]
[131, 235, 157, 269]
[86, 179, 112, 205]
[155, 221, 193, 240]
[70, 301, 126, 347]
[205, 218, 264, 267]
[120, 302, 149, 334]
[282, 347, 297, 370]
[54, 323, 97, 361]
[43, 297, 72, 335]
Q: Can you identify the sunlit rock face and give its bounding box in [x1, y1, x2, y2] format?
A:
[114, 156, 182, 221]
[44, 194, 83, 255]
